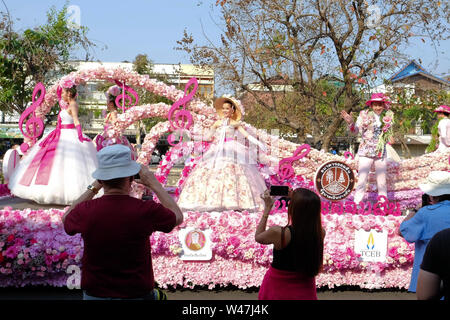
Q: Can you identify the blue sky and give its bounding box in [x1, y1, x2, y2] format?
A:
[2, 0, 449, 77]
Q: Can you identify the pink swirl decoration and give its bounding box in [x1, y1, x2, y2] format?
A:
[167, 77, 197, 146]
[344, 151, 354, 160]
[277, 144, 311, 181]
[271, 199, 288, 214]
[114, 80, 139, 112]
[18, 83, 46, 154]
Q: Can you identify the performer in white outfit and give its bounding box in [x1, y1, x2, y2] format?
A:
[177, 96, 268, 212]
[434, 105, 450, 153]
[8, 83, 98, 205]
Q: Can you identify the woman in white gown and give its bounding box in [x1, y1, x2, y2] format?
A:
[177, 96, 268, 212]
[8, 84, 98, 205]
[434, 105, 450, 153]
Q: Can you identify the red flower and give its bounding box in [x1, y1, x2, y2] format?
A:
[59, 252, 69, 261]
[0, 253, 4, 263]
[30, 239, 37, 245]
[7, 235, 14, 242]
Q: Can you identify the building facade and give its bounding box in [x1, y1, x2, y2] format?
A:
[1, 61, 214, 140]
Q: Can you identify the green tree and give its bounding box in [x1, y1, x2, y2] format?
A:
[0, 3, 95, 117]
[389, 89, 450, 157]
[177, 0, 449, 150]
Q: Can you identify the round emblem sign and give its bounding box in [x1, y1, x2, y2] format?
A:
[315, 161, 355, 201]
[185, 230, 206, 251]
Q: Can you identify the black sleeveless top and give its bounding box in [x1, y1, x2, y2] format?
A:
[271, 226, 297, 271]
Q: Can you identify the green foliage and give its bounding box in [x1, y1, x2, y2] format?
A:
[0, 2, 95, 115]
[426, 121, 440, 153]
[389, 88, 449, 155]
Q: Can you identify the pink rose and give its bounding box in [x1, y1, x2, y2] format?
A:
[61, 78, 75, 89]
[383, 116, 392, 124]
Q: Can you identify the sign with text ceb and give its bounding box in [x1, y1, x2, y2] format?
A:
[354, 229, 388, 262]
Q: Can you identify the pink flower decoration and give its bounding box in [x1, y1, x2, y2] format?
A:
[61, 78, 75, 89]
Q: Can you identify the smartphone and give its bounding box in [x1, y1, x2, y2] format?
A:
[134, 173, 140, 180]
[270, 185, 289, 196]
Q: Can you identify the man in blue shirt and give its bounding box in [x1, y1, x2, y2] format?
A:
[399, 171, 450, 293]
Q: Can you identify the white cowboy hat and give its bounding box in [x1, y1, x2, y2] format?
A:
[92, 144, 141, 180]
[213, 96, 243, 121]
[419, 171, 450, 197]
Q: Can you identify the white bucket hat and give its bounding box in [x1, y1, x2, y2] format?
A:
[92, 144, 141, 180]
[419, 171, 450, 196]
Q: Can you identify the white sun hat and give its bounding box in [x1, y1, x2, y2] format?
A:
[419, 171, 450, 197]
[92, 144, 141, 180]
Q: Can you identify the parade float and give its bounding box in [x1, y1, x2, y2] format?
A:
[1, 67, 449, 290]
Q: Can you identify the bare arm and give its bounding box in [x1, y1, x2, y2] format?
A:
[136, 166, 183, 226]
[68, 102, 81, 126]
[203, 120, 221, 141]
[341, 110, 358, 133]
[417, 269, 442, 300]
[108, 111, 118, 124]
[255, 190, 282, 247]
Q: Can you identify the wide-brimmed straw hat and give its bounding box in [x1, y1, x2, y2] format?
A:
[92, 144, 141, 180]
[213, 96, 244, 121]
[433, 105, 450, 114]
[419, 171, 450, 197]
[365, 93, 391, 108]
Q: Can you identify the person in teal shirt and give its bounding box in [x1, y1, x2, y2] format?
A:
[399, 171, 450, 293]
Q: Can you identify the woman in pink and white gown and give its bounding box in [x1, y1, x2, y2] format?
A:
[177, 96, 268, 212]
[8, 85, 98, 205]
[95, 85, 135, 158]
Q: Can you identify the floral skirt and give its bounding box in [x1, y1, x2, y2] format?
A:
[177, 160, 267, 212]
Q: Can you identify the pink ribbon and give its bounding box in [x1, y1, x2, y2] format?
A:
[19, 117, 75, 186]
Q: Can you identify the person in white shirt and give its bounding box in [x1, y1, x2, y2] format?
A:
[433, 105, 450, 153]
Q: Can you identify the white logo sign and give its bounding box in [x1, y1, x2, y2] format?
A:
[66, 265, 81, 289]
[178, 227, 212, 261]
[66, 5, 81, 30]
[354, 229, 387, 262]
[366, 5, 381, 28]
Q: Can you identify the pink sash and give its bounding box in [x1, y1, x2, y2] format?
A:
[19, 116, 75, 186]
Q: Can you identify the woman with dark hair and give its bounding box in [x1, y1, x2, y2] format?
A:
[256, 188, 325, 300]
[8, 81, 98, 205]
[94, 85, 135, 157]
